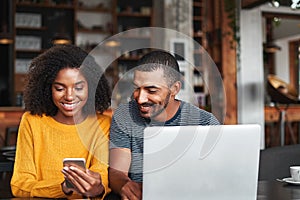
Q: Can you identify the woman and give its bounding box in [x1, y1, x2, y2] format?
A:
[10, 44, 111, 199]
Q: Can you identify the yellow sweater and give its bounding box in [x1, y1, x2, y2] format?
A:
[11, 112, 111, 199]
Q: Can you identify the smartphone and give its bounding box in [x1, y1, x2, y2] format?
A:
[63, 158, 86, 188]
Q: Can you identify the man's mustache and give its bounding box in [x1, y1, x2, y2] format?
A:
[140, 102, 154, 107]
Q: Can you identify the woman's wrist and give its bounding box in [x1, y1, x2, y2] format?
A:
[97, 183, 105, 198]
[61, 181, 73, 196]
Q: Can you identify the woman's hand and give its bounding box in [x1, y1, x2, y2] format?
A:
[62, 166, 104, 197]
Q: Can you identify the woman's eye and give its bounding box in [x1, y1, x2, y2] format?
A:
[55, 88, 64, 92]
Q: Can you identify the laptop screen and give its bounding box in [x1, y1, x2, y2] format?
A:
[143, 124, 261, 200]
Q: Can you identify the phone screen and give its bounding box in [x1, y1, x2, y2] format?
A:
[63, 158, 86, 188]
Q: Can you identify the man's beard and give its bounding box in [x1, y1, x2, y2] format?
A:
[147, 92, 171, 120]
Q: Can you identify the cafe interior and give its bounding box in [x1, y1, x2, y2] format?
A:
[1, 0, 300, 199]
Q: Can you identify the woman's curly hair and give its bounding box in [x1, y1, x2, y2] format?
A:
[23, 44, 111, 116]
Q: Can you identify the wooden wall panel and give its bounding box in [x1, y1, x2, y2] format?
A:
[221, 0, 237, 124]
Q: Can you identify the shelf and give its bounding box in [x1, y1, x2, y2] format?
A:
[16, 2, 74, 9]
[16, 49, 44, 53]
[77, 6, 112, 13]
[77, 28, 111, 35]
[16, 26, 47, 31]
[112, 0, 153, 94]
[117, 12, 151, 17]
[75, 0, 113, 49]
[119, 35, 151, 39]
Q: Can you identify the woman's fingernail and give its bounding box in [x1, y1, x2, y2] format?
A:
[63, 166, 69, 171]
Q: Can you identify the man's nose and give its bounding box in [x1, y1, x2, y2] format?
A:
[136, 89, 148, 104]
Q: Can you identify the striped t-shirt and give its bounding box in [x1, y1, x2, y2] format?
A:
[110, 100, 220, 182]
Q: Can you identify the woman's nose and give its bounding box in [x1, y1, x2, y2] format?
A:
[65, 88, 75, 101]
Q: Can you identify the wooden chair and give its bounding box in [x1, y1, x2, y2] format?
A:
[1, 125, 18, 181]
[5, 126, 19, 146]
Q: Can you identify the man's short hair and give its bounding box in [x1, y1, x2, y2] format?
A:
[136, 50, 181, 87]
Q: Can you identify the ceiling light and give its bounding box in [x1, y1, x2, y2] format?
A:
[0, 32, 13, 45]
[51, 33, 72, 45]
[105, 40, 120, 47]
[264, 42, 281, 53]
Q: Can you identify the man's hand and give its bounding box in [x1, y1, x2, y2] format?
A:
[109, 148, 142, 199]
[120, 180, 142, 200]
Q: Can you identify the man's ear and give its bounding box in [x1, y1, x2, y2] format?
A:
[171, 81, 181, 95]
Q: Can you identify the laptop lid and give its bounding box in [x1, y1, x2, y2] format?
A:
[143, 124, 261, 200]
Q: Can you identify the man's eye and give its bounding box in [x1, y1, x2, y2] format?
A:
[148, 89, 158, 94]
[75, 87, 83, 91]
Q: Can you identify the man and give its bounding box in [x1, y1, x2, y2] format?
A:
[108, 50, 220, 200]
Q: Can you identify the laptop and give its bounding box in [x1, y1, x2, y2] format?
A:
[143, 124, 261, 200]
